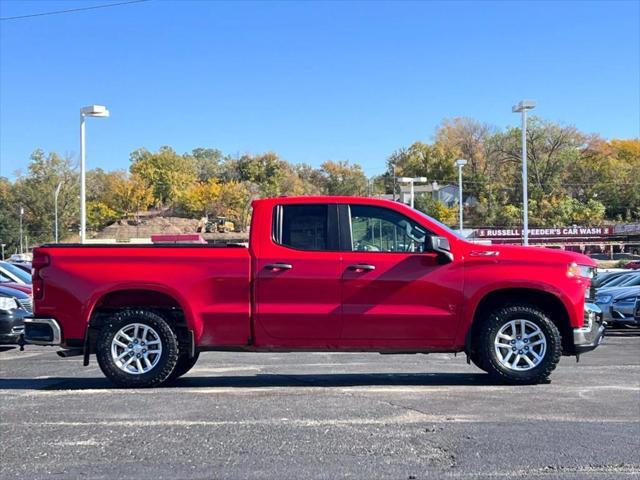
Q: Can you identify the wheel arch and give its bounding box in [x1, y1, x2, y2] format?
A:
[466, 288, 573, 355]
[84, 286, 196, 363]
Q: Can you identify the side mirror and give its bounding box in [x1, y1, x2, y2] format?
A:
[426, 236, 454, 264]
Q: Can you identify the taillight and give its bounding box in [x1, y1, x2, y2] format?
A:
[32, 251, 50, 300]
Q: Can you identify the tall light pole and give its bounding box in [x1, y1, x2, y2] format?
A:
[1, 243, 5, 260]
[19, 206, 24, 254]
[392, 163, 397, 201]
[512, 100, 536, 246]
[455, 159, 468, 234]
[398, 176, 427, 209]
[80, 105, 109, 243]
[54, 181, 63, 243]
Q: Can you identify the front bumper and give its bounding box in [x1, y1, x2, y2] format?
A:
[573, 303, 605, 354]
[23, 318, 62, 346]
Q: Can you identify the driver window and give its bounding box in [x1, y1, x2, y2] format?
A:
[349, 205, 428, 253]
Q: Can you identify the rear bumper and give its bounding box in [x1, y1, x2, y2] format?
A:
[24, 318, 62, 346]
[573, 303, 605, 354]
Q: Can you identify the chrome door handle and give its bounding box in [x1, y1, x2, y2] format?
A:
[348, 264, 376, 271]
[265, 263, 293, 271]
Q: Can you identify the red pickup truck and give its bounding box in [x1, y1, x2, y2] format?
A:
[24, 196, 604, 387]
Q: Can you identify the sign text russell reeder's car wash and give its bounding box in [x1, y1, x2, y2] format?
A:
[471, 225, 640, 255]
[476, 226, 614, 239]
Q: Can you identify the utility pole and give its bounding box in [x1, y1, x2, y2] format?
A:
[512, 100, 536, 246]
[19, 206, 24, 254]
[54, 181, 63, 243]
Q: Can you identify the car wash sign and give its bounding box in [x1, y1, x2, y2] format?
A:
[475, 226, 614, 239]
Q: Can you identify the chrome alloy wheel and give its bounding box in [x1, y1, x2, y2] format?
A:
[494, 319, 546, 371]
[110, 323, 163, 375]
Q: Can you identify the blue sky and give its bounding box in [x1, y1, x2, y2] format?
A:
[1, 0, 638, 179]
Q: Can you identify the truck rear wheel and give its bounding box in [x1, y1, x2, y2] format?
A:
[169, 351, 200, 381]
[96, 310, 179, 388]
[476, 305, 562, 385]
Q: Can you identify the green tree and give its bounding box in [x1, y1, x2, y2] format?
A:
[414, 195, 457, 226]
[13, 149, 79, 245]
[236, 152, 290, 197]
[188, 148, 224, 182]
[387, 142, 456, 184]
[318, 160, 368, 196]
[0, 177, 20, 255]
[177, 179, 222, 217]
[111, 174, 154, 221]
[87, 201, 119, 231]
[130, 146, 198, 207]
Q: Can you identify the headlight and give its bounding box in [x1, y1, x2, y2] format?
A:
[567, 263, 595, 279]
[596, 295, 613, 304]
[0, 296, 18, 312]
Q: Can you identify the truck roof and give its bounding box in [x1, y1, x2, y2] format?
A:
[253, 196, 404, 207]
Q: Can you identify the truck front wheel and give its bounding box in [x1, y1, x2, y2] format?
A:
[476, 305, 562, 384]
[96, 310, 179, 388]
[169, 351, 200, 381]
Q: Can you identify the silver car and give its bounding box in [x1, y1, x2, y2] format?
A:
[596, 286, 640, 327]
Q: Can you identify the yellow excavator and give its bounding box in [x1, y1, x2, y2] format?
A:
[215, 216, 235, 233]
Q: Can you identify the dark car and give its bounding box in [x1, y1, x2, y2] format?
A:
[623, 260, 640, 270]
[0, 285, 31, 344]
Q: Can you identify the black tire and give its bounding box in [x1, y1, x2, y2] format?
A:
[96, 309, 179, 388]
[169, 351, 200, 381]
[476, 304, 562, 385]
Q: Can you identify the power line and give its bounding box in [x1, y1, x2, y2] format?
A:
[0, 0, 151, 21]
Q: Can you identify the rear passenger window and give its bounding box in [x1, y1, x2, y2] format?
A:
[277, 205, 329, 251]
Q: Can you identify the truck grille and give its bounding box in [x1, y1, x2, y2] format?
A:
[17, 297, 33, 314]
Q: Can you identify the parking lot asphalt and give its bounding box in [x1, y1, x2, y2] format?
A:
[1, 331, 639, 480]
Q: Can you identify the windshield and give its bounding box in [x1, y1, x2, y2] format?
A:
[0, 262, 31, 284]
[414, 210, 464, 239]
[605, 274, 637, 288]
[619, 275, 640, 287]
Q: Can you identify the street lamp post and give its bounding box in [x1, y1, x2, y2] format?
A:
[54, 181, 63, 243]
[1, 243, 5, 260]
[392, 163, 397, 201]
[80, 105, 109, 243]
[455, 159, 468, 234]
[512, 100, 536, 246]
[19, 207, 24, 254]
[398, 176, 427, 209]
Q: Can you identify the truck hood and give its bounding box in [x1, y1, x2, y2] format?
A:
[465, 242, 597, 267]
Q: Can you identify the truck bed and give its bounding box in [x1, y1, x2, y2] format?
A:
[35, 244, 252, 347]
